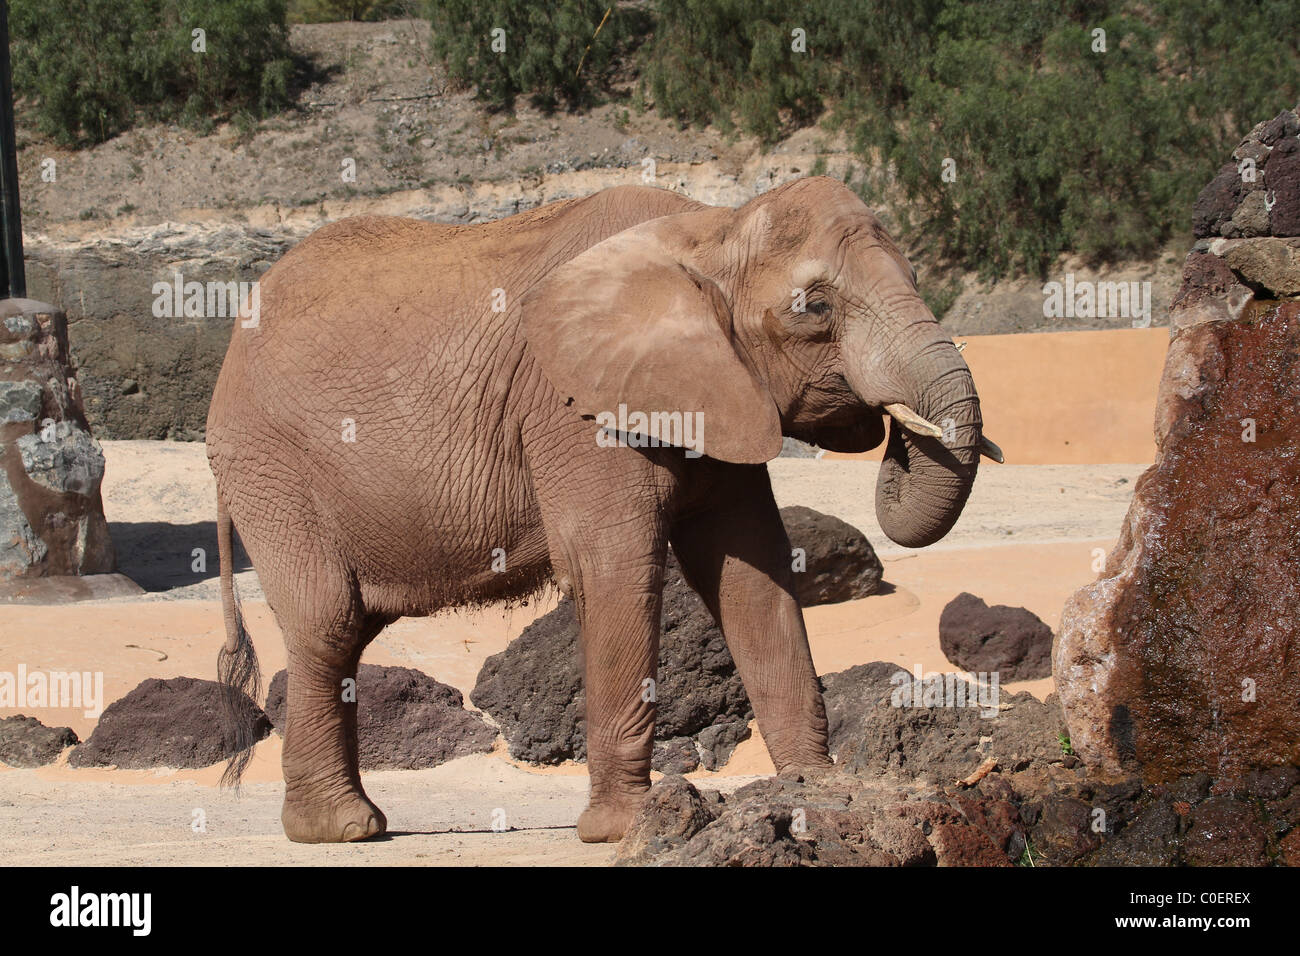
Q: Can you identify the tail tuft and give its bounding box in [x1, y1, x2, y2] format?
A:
[218, 582, 262, 791]
[216, 496, 262, 792]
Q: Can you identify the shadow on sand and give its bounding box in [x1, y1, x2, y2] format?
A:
[109, 521, 252, 592]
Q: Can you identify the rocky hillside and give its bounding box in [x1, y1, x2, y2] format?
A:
[16, 20, 1182, 440]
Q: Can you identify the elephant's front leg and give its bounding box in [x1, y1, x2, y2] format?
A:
[671, 465, 831, 772]
[570, 558, 664, 843]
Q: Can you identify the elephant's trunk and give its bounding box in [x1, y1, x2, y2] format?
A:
[844, 308, 982, 548]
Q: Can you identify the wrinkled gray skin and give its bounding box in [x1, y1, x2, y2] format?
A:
[206, 177, 984, 844]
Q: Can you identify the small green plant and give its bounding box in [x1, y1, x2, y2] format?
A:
[1017, 840, 1039, 867]
[1059, 732, 1075, 756]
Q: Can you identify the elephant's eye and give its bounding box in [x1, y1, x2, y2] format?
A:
[806, 300, 832, 316]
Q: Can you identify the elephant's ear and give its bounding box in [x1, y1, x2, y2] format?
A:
[520, 225, 783, 464]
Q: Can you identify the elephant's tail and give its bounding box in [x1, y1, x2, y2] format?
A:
[216, 493, 261, 791]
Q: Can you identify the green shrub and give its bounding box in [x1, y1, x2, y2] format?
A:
[640, 0, 935, 143]
[638, 0, 1300, 278]
[848, 1, 1300, 277]
[10, 0, 296, 145]
[428, 0, 643, 111]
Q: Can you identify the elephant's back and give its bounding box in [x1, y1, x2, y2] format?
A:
[218, 188, 706, 401]
[208, 186, 709, 446]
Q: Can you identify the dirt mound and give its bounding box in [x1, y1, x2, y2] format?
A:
[264, 663, 496, 770]
[69, 676, 270, 769]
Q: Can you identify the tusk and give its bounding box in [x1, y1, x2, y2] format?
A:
[979, 435, 1005, 464]
[883, 403, 944, 439]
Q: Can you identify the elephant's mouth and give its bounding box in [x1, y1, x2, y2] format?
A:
[801, 413, 886, 454]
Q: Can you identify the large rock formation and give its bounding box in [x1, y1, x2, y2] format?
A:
[616, 663, 1300, 866]
[1055, 105, 1300, 784]
[0, 298, 115, 581]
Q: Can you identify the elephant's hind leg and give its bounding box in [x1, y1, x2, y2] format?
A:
[278, 587, 393, 844]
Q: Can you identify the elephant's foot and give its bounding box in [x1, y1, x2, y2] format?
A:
[775, 751, 834, 774]
[282, 788, 387, 844]
[764, 722, 833, 776]
[577, 797, 644, 843]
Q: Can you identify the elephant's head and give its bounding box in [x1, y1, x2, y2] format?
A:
[521, 177, 1001, 548]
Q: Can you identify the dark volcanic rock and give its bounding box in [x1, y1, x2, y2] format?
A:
[651, 737, 700, 775]
[1030, 794, 1102, 865]
[695, 720, 751, 770]
[1192, 108, 1300, 239]
[470, 598, 585, 764]
[69, 677, 270, 769]
[1090, 800, 1183, 867]
[472, 553, 753, 766]
[779, 505, 883, 605]
[614, 775, 720, 865]
[264, 664, 496, 770]
[0, 714, 79, 767]
[619, 772, 1021, 867]
[1268, 139, 1300, 237]
[1193, 162, 1247, 238]
[822, 661, 1065, 784]
[938, 592, 1053, 681]
[1184, 796, 1270, 867]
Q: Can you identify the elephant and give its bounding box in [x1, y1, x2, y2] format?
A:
[206, 176, 1001, 844]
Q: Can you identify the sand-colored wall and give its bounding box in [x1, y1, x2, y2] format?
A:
[829, 327, 1170, 465]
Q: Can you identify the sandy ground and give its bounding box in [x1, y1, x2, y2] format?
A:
[0, 437, 1147, 865]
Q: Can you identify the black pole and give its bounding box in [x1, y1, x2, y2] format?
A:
[0, 0, 24, 299]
